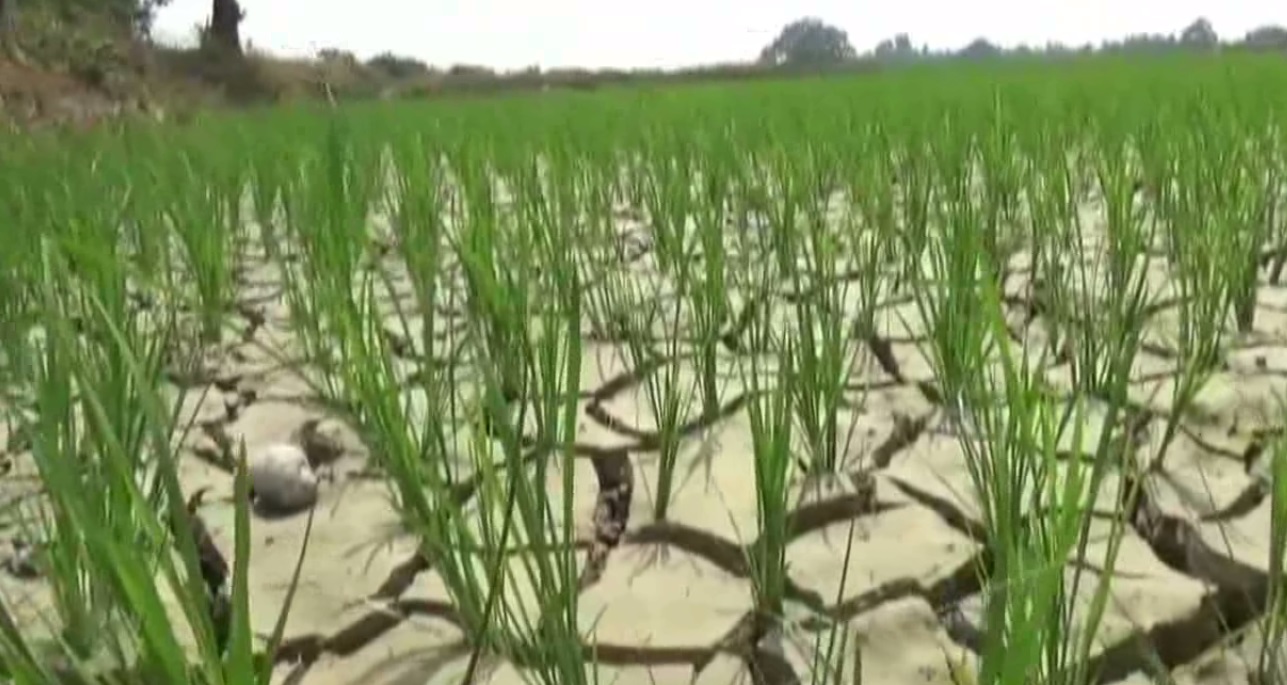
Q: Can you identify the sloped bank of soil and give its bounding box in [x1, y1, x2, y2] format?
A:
[0, 57, 129, 128]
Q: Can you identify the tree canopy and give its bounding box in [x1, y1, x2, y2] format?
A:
[874, 33, 917, 61]
[758, 18, 856, 67]
[4, 0, 171, 35]
[1244, 24, 1287, 50]
[1179, 17, 1218, 49]
[367, 52, 431, 79]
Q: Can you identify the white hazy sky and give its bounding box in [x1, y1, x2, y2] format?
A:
[151, 0, 1283, 71]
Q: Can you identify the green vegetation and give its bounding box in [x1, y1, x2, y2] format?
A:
[0, 51, 1286, 685]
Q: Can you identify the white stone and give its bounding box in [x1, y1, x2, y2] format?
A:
[248, 443, 319, 514]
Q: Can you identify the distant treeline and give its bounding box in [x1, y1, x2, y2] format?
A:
[347, 22, 1287, 100]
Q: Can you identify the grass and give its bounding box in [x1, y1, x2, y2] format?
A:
[0, 51, 1285, 684]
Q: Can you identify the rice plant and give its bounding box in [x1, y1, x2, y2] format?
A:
[0, 51, 1284, 685]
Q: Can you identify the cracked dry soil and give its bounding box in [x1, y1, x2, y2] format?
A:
[3, 208, 1287, 685]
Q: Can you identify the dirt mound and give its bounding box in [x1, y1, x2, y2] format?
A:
[0, 56, 125, 127]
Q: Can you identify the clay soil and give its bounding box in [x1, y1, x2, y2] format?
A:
[1, 203, 1285, 685]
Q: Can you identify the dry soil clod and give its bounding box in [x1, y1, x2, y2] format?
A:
[248, 443, 320, 515]
[2, 536, 40, 580]
[291, 416, 347, 469]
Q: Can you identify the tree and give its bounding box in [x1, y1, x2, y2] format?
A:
[1102, 33, 1175, 54]
[1242, 24, 1287, 51]
[136, 0, 171, 35]
[1179, 17, 1218, 49]
[206, 0, 243, 55]
[758, 17, 856, 67]
[317, 47, 358, 65]
[874, 33, 917, 61]
[367, 52, 431, 79]
[958, 38, 1000, 59]
[0, 0, 170, 41]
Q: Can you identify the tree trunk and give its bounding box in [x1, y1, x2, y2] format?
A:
[208, 0, 243, 55]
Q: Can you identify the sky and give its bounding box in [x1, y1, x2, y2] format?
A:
[151, 0, 1284, 72]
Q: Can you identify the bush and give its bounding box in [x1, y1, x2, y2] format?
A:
[365, 52, 429, 80]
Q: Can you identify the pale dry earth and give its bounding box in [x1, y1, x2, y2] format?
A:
[1, 197, 1286, 685]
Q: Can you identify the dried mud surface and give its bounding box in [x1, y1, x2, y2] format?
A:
[3, 210, 1287, 685]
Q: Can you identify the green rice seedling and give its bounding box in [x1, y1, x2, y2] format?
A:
[801, 516, 860, 685]
[686, 248, 729, 426]
[965, 297, 1125, 685]
[1013, 113, 1079, 361]
[835, 196, 888, 472]
[281, 121, 507, 660]
[638, 134, 695, 278]
[1142, 99, 1283, 468]
[846, 128, 900, 282]
[0, 236, 308, 685]
[1093, 124, 1156, 315]
[479, 277, 589, 684]
[385, 129, 452, 367]
[847, 143, 896, 257]
[578, 206, 638, 345]
[5, 286, 184, 678]
[1027, 107, 1150, 596]
[1173, 97, 1270, 335]
[578, 239, 630, 343]
[245, 128, 296, 263]
[908, 166, 994, 416]
[783, 145, 863, 475]
[14, 176, 182, 659]
[444, 153, 594, 681]
[976, 99, 1028, 272]
[637, 139, 733, 423]
[1043, 130, 1155, 403]
[887, 129, 935, 293]
[4, 49, 1287, 685]
[1237, 130, 1284, 329]
[616, 272, 697, 522]
[531, 151, 617, 320]
[85, 129, 178, 299]
[275, 116, 383, 403]
[928, 122, 1015, 286]
[159, 144, 246, 345]
[1253, 131, 1287, 285]
[332, 130, 592, 681]
[1256, 425, 1287, 682]
[723, 160, 779, 358]
[453, 155, 533, 435]
[1149, 147, 1240, 466]
[1132, 112, 1178, 240]
[754, 148, 805, 287]
[329, 271, 505, 654]
[842, 132, 897, 347]
[0, 148, 45, 423]
[739, 307, 796, 647]
[687, 139, 737, 422]
[21, 273, 103, 660]
[910, 138, 1133, 684]
[511, 152, 596, 446]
